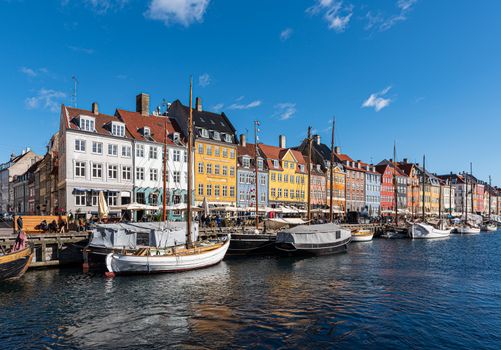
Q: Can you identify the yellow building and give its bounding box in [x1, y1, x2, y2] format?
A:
[259, 139, 308, 209]
[169, 98, 238, 206]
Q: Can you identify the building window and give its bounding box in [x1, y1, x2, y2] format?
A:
[173, 171, 180, 183]
[225, 134, 232, 143]
[184, 151, 187, 162]
[284, 174, 288, 183]
[222, 186, 228, 197]
[108, 165, 118, 180]
[149, 146, 158, 159]
[108, 144, 118, 156]
[273, 160, 279, 168]
[230, 167, 235, 176]
[136, 144, 144, 157]
[271, 173, 276, 181]
[92, 142, 102, 154]
[150, 168, 158, 181]
[215, 147, 220, 156]
[206, 146, 212, 156]
[230, 186, 235, 197]
[80, 118, 95, 132]
[92, 163, 102, 178]
[92, 193, 98, 206]
[108, 192, 118, 206]
[243, 157, 250, 168]
[121, 145, 131, 157]
[230, 149, 235, 158]
[206, 164, 212, 174]
[75, 161, 86, 177]
[258, 159, 263, 170]
[198, 162, 204, 174]
[214, 185, 220, 196]
[215, 165, 220, 175]
[198, 144, 204, 154]
[75, 139, 86, 152]
[173, 149, 181, 161]
[222, 166, 228, 176]
[136, 167, 144, 181]
[260, 175, 266, 185]
[278, 173, 282, 182]
[75, 191, 86, 206]
[271, 188, 276, 197]
[198, 184, 204, 196]
[207, 184, 212, 196]
[222, 148, 228, 158]
[111, 123, 125, 137]
[122, 166, 131, 180]
[278, 188, 282, 197]
[284, 189, 288, 198]
[201, 129, 209, 138]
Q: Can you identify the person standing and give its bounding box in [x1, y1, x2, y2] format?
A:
[16, 215, 23, 234]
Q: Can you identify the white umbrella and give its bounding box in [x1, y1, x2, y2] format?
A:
[98, 191, 109, 219]
[202, 197, 210, 216]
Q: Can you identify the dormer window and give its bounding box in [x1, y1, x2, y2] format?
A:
[300, 165, 305, 172]
[213, 131, 220, 140]
[200, 129, 209, 138]
[273, 160, 279, 169]
[243, 157, 250, 168]
[79, 116, 95, 132]
[173, 132, 180, 143]
[316, 164, 321, 171]
[111, 122, 125, 137]
[224, 134, 232, 143]
[143, 127, 151, 137]
[257, 159, 263, 170]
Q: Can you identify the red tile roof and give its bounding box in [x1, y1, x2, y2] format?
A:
[116, 109, 185, 145]
[258, 144, 307, 173]
[62, 105, 133, 138]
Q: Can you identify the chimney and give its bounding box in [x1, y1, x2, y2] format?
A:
[240, 134, 246, 147]
[403, 158, 408, 164]
[315, 135, 321, 145]
[91, 102, 98, 115]
[279, 135, 286, 148]
[196, 97, 202, 112]
[334, 146, 341, 154]
[136, 93, 150, 117]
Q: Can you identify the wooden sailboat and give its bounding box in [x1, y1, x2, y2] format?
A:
[457, 163, 480, 234]
[0, 246, 33, 281]
[275, 126, 351, 255]
[105, 78, 230, 275]
[227, 120, 277, 256]
[481, 176, 497, 232]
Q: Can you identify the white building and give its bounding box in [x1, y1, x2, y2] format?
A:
[58, 103, 134, 218]
[117, 94, 188, 221]
[0, 149, 41, 213]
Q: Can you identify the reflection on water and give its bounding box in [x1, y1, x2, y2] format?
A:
[2, 231, 501, 349]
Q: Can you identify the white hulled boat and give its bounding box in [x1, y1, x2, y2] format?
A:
[351, 229, 374, 242]
[457, 225, 481, 234]
[409, 222, 451, 239]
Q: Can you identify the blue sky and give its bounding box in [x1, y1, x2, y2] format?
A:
[1, 0, 500, 184]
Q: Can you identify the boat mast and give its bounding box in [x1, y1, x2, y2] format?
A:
[470, 162, 474, 215]
[465, 170, 468, 223]
[422, 155, 426, 221]
[393, 141, 398, 225]
[329, 118, 335, 223]
[186, 78, 194, 248]
[489, 175, 492, 220]
[307, 126, 312, 224]
[162, 117, 168, 222]
[438, 179, 442, 220]
[449, 172, 453, 216]
[254, 120, 259, 231]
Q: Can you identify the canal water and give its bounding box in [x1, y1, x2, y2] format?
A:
[2, 231, 501, 349]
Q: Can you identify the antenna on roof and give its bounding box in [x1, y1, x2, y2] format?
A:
[71, 76, 79, 108]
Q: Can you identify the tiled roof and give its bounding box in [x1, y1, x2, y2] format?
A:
[258, 144, 307, 173]
[62, 105, 133, 138]
[116, 109, 185, 146]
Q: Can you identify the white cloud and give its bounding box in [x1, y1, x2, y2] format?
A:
[145, 0, 210, 27]
[273, 103, 296, 120]
[228, 100, 262, 110]
[68, 45, 95, 54]
[280, 28, 293, 41]
[366, 0, 417, 32]
[198, 73, 211, 87]
[307, 0, 353, 32]
[19, 67, 37, 77]
[362, 86, 392, 112]
[25, 89, 66, 112]
[84, 0, 128, 14]
[211, 103, 224, 112]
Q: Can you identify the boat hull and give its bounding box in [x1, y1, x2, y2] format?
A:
[457, 227, 481, 234]
[409, 223, 451, 239]
[275, 237, 351, 256]
[0, 247, 33, 281]
[351, 230, 374, 242]
[106, 239, 230, 274]
[481, 225, 498, 232]
[227, 233, 277, 256]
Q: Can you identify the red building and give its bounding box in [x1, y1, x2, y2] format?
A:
[376, 163, 394, 216]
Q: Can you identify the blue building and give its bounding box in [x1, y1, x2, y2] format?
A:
[364, 164, 381, 217]
[236, 134, 268, 213]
